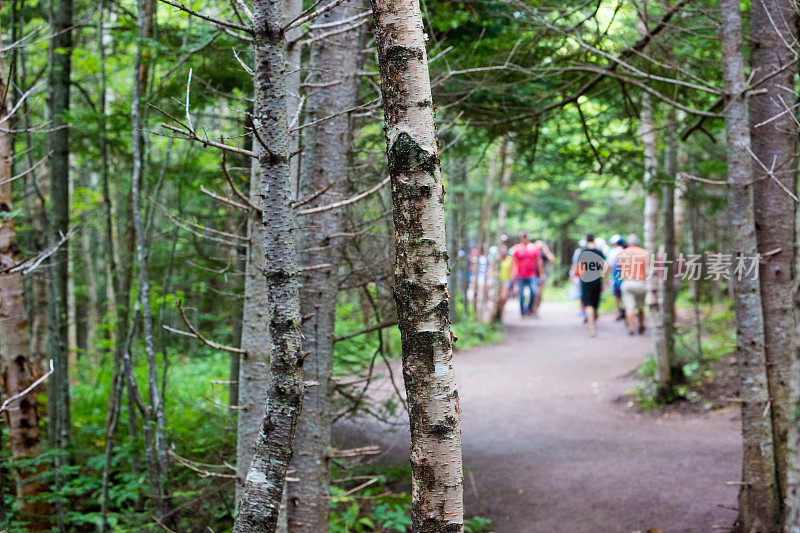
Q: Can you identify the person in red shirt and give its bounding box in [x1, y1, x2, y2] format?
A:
[510, 231, 544, 317]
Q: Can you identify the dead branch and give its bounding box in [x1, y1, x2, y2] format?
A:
[3, 226, 79, 275]
[168, 449, 239, 479]
[221, 150, 259, 210]
[296, 176, 390, 216]
[167, 299, 246, 354]
[157, 0, 253, 34]
[292, 182, 333, 209]
[0, 360, 53, 413]
[200, 185, 251, 212]
[284, 0, 347, 31]
[0, 150, 52, 187]
[334, 320, 398, 343]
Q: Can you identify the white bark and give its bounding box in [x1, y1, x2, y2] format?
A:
[370, 0, 464, 529]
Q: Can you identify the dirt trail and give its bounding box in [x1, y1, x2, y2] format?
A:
[334, 301, 741, 532]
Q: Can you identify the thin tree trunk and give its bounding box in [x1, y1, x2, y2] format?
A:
[718, 0, 781, 527]
[0, 50, 52, 527]
[235, 149, 271, 505]
[285, 0, 302, 198]
[46, 0, 73, 518]
[370, 0, 465, 529]
[491, 138, 514, 323]
[448, 157, 467, 323]
[749, 0, 800, 524]
[131, 0, 168, 516]
[473, 151, 496, 320]
[67, 245, 77, 365]
[495, 138, 513, 245]
[639, 91, 665, 384]
[285, 2, 363, 529]
[660, 109, 677, 389]
[684, 178, 702, 358]
[79, 193, 100, 356]
[233, 0, 306, 527]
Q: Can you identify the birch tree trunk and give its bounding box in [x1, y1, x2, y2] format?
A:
[748, 0, 800, 525]
[473, 152, 496, 320]
[639, 92, 665, 382]
[285, 2, 363, 529]
[718, 0, 781, 527]
[491, 138, 513, 323]
[46, 0, 73, 515]
[370, 0, 464, 529]
[660, 109, 677, 390]
[0, 52, 52, 527]
[495, 138, 513, 245]
[233, 0, 306, 527]
[130, 0, 169, 515]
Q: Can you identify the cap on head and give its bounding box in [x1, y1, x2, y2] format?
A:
[627, 233, 640, 246]
[500, 234, 509, 242]
[609, 234, 622, 245]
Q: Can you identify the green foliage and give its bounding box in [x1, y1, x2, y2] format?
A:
[632, 302, 736, 410]
[328, 462, 492, 533]
[451, 320, 503, 351]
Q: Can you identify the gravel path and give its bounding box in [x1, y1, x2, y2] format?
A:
[334, 301, 742, 532]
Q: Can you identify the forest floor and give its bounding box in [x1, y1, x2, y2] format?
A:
[333, 300, 742, 532]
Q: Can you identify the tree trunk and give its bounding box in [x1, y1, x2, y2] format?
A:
[473, 150, 496, 320]
[285, 0, 302, 198]
[448, 157, 467, 322]
[370, 0, 465, 529]
[491, 138, 513, 323]
[684, 177, 703, 359]
[446, 158, 459, 324]
[660, 109, 677, 388]
[718, 0, 781, 527]
[285, 2, 363, 530]
[233, 0, 306, 528]
[749, 0, 800, 524]
[0, 50, 52, 528]
[131, 0, 169, 516]
[79, 192, 100, 357]
[495, 138, 513, 244]
[639, 91, 664, 384]
[47, 0, 73, 517]
[235, 156, 271, 505]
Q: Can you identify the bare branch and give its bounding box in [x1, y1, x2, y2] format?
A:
[167, 300, 246, 354]
[296, 176, 390, 216]
[334, 320, 398, 343]
[157, 0, 253, 34]
[0, 360, 53, 413]
[284, 0, 347, 31]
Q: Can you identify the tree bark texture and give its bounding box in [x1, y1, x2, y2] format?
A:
[130, 0, 169, 515]
[660, 109, 676, 386]
[236, 158, 271, 504]
[370, 0, 465, 529]
[719, 0, 781, 528]
[491, 139, 513, 323]
[749, 0, 800, 525]
[233, 0, 305, 528]
[639, 92, 665, 386]
[0, 50, 52, 527]
[285, 1, 363, 529]
[46, 0, 73, 511]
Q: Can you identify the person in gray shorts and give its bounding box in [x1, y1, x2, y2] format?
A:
[618, 234, 648, 336]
